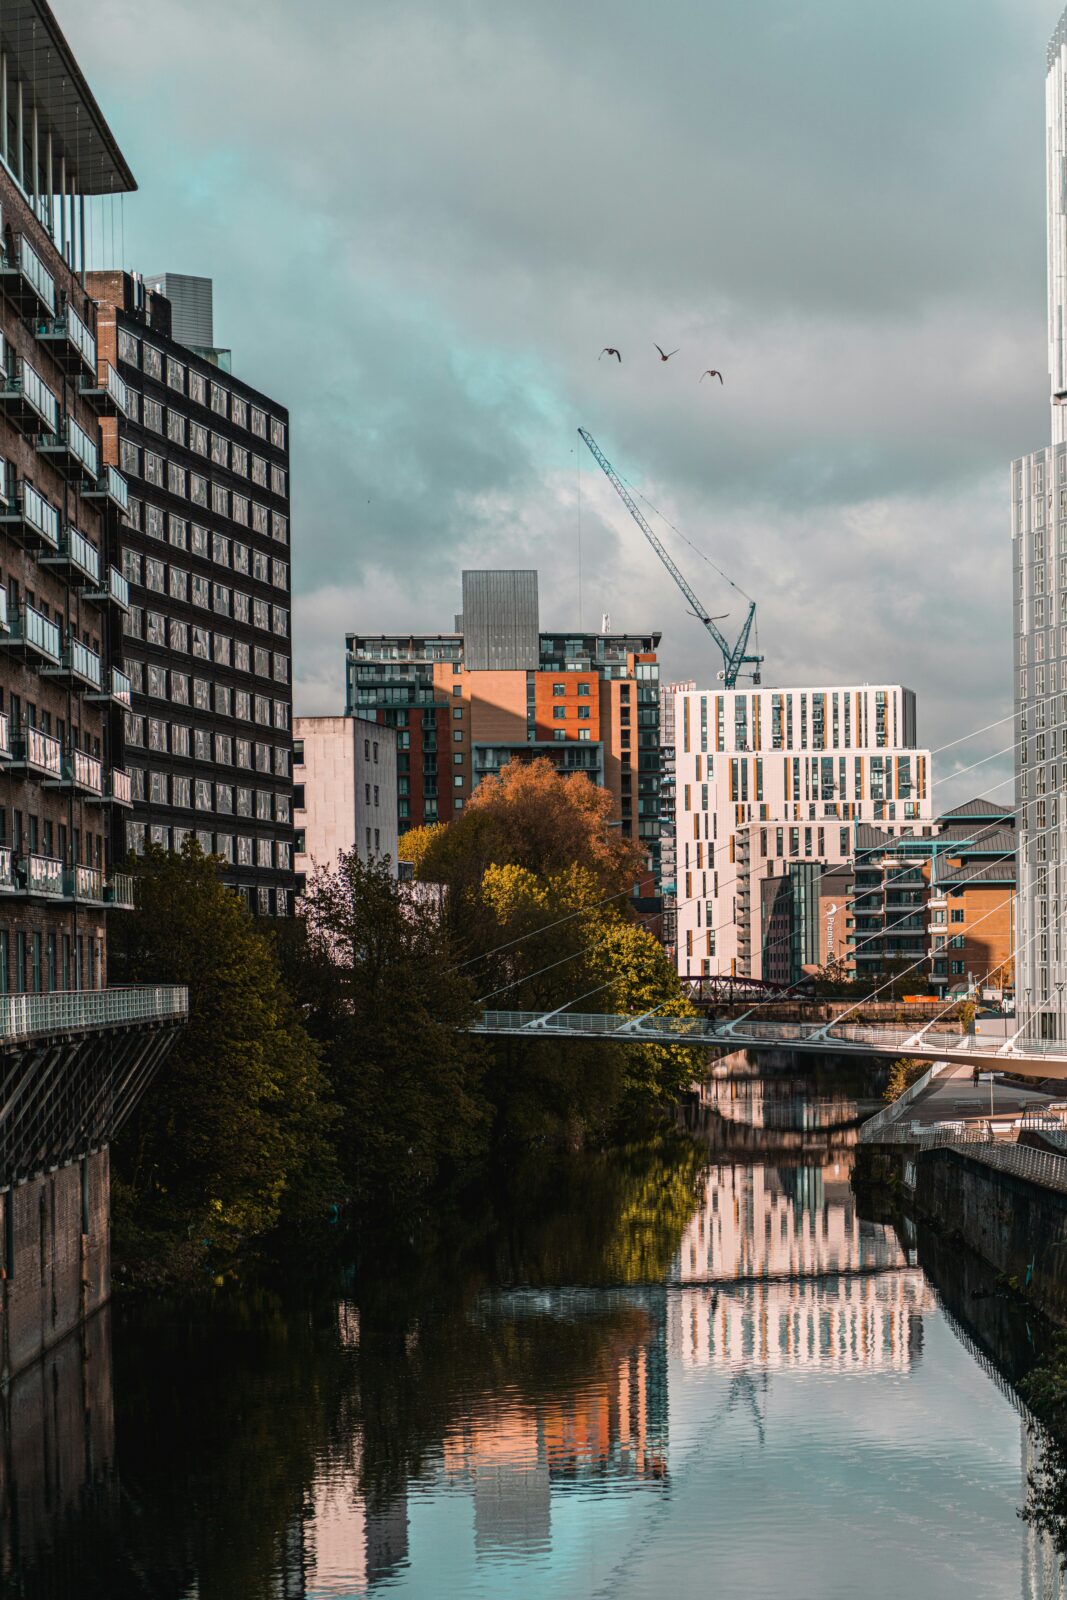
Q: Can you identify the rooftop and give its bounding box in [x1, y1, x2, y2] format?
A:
[1, 0, 135, 193]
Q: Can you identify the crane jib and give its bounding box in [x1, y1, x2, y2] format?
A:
[577, 428, 763, 688]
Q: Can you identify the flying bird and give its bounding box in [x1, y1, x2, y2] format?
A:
[655, 344, 679, 362]
[600, 347, 622, 362]
[701, 369, 724, 384]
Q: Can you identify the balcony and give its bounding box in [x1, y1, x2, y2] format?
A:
[82, 464, 128, 514]
[0, 985, 188, 1043]
[85, 564, 129, 614]
[34, 304, 96, 377]
[85, 666, 133, 708]
[10, 726, 62, 779]
[79, 361, 127, 417]
[0, 235, 56, 315]
[0, 482, 61, 550]
[39, 524, 101, 587]
[105, 872, 135, 910]
[37, 413, 99, 483]
[46, 749, 104, 797]
[40, 638, 103, 692]
[63, 864, 104, 904]
[0, 846, 13, 891]
[0, 603, 61, 666]
[0, 711, 10, 759]
[16, 854, 63, 899]
[0, 359, 58, 435]
[88, 767, 133, 809]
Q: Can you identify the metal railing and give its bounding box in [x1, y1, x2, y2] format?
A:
[19, 854, 63, 896]
[16, 235, 55, 314]
[65, 865, 103, 901]
[0, 985, 188, 1043]
[858, 1061, 948, 1144]
[13, 726, 62, 776]
[9, 602, 60, 659]
[941, 1139, 1067, 1195]
[66, 749, 104, 793]
[106, 872, 135, 908]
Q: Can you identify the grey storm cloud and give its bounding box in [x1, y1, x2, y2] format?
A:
[60, 0, 1059, 800]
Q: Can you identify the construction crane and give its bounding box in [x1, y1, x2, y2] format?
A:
[578, 427, 763, 687]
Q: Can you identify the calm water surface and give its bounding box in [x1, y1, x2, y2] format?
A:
[5, 1053, 1067, 1599]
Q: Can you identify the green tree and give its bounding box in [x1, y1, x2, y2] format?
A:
[292, 850, 488, 1214]
[110, 842, 338, 1271]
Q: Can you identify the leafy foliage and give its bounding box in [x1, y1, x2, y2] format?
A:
[110, 843, 337, 1271]
[286, 850, 488, 1214]
[883, 1056, 927, 1103]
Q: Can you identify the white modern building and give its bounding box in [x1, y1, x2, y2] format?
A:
[294, 716, 399, 885]
[1011, 11, 1067, 1044]
[672, 684, 932, 979]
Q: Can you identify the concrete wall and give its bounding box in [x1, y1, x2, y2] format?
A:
[914, 1147, 1067, 1318]
[295, 716, 399, 875]
[0, 1149, 110, 1384]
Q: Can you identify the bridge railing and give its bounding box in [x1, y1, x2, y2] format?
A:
[857, 1060, 948, 1145]
[0, 985, 188, 1043]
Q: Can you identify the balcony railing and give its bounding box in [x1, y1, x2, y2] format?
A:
[0, 846, 13, 890]
[79, 361, 127, 416]
[64, 865, 104, 902]
[0, 604, 62, 665]
[87, 767, 133, 809]
[85, 666, 132, 708]
[52, 749, 104, 796]
[0, 481, 61, 549]
[85, 563, 130, 614]
[83, 464, 128, 513]
[0, 235, 56, 315]
[40, 523, 101, 586]
[35, 304, 96, 376]
[17, 854, 63, 897]
[42, 637, 103, 690]
[0, 358, 59, 435]
[37, 413, 99, 481]
[12, 726, 62, 777]
[105, 873, 135, 909]
[0, 985, 188, 1044]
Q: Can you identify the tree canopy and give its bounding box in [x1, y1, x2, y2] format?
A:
[109, 842, 337, 1272]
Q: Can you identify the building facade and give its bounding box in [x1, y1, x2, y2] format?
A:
[1011, 11, 1067, 1040]
[293, 715, 399, 884]
[0, 0, 187, 1382]
[672, 683, 932, 978]
[851, 799, 1015, 996]
[347, 570, 663, 883]
[85, 270, 295, 917]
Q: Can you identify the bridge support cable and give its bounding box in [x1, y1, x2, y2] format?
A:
[452, 713, 1020, 980]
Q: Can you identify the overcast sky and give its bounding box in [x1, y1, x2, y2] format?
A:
[63, 0, 1063, 807]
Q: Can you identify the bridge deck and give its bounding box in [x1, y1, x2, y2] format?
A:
[473, 1010, 1067, 1081]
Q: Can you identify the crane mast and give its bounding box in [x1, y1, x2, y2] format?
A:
[578, 427, 762, 687]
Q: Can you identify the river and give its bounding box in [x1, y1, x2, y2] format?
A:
[4, 1052, 1067, 1599]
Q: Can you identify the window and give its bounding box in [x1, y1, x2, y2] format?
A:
[210, 382, 229, 418]
[578, 683, 591, 696]
[144, 397, 163, 433]
[189, 370, 207, 407]
[578, 707, 590, 720]
[145, 452, 164, 487]
[190, 420, 208, 454]
[553, 707, 566, 720]
[142, 344, 163, 381]
[453, 730, 463, 743]
[167, 411, 186, 446]
[169, 567, 188, 601]
[167, 356, 185, 392]
[213, 533, 231, 567]
[950, 907, 965, 923]
[951, 960, 965, 976]
[232, 397, 248, 431]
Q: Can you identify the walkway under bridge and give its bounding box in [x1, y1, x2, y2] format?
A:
[473, 1010, 1067, 1081]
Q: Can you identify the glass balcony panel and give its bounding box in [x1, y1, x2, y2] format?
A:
[65, 864, 103, 901]
[18, 237, 55, 314]
[0, 845, 12, 888]
[21, 358, 58, 432]
[111, 667, 132, 706]
[16, 725, 62, 775]
[21, 853, 63, 896]
[67, 525, 101, 583]
[20, 483, 60, 547]
[14, 604, 62, 661]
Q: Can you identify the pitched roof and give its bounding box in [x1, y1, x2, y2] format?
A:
[937, 797, 1015, 823]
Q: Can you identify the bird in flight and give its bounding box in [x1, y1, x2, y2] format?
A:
[600, 347, 622, 362]
[701, 369, 724, 384]
[655, 344, 679, 362]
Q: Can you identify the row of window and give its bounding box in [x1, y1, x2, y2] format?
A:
[118, 329, 286, 449]
[124, 714, 290, 777]
[129, 765, 291, 824]
[128, 662, 288, 725]
[123, 606, 290, 662]
[120, 442, 287, 515]
[126, 494, 287, 550]
[122, 550, 288, 624]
